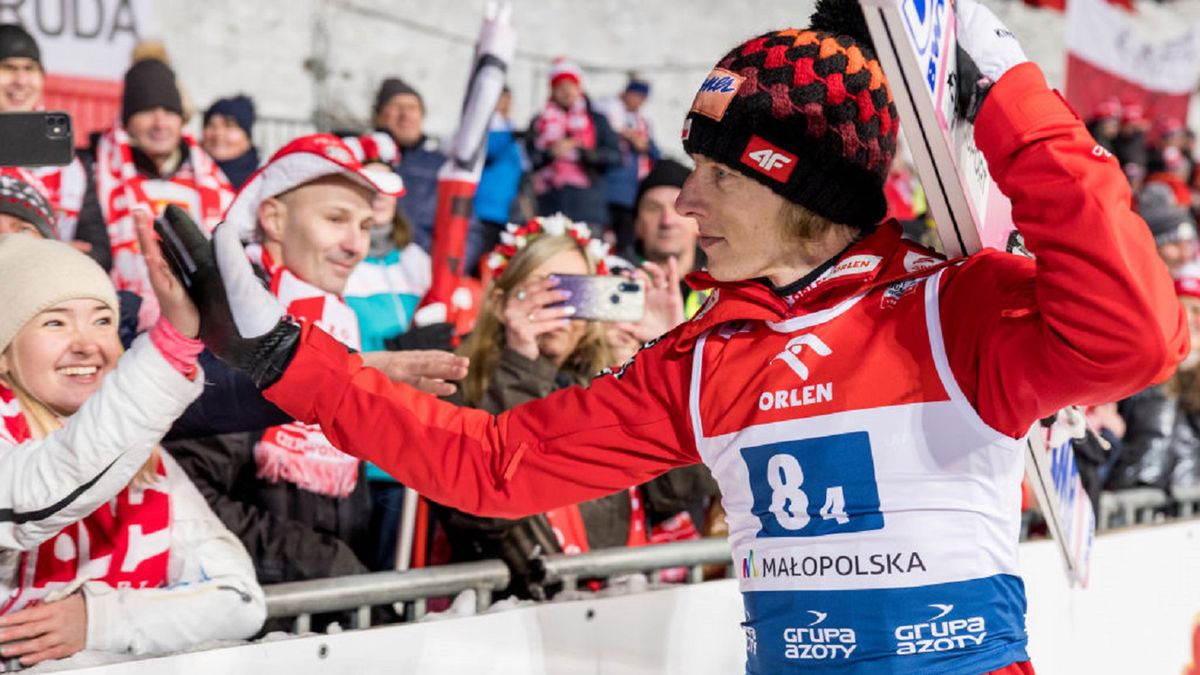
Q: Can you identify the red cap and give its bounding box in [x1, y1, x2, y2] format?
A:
[1093, 98, 1121, 120]
[549, 57, 582, 89]
[225, 133, 404, 242]
[1121, 103, 1145, 123]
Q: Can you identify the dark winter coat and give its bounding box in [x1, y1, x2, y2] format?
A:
[526, 100, 622, 229]
[167, 432, 375, 586]
[1109, 385, 1176, 492]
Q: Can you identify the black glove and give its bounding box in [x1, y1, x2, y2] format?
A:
[384, 322, 457, 352]
[154, 205, 302, 389]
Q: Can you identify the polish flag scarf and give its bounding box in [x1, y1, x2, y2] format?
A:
[251, 247, 364, 498]
[0, 386, 171, 614]
[532, 97, 597, 194]
[95, 125, 233, 325]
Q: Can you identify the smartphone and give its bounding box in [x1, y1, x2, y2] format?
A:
[0, 111, 74, 167]
[553, 274, 645, 322]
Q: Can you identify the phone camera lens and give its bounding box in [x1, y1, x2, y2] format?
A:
[610, 294, 620, 305]
[618, 282, 640, 292]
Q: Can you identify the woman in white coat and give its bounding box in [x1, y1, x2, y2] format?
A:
[0, 215, 265, 668]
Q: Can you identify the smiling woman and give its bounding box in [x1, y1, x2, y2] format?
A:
[0, 231, 265, 667]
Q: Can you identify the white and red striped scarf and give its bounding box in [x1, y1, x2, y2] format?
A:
[0, 386, 171, 614]
[95, 125, 233, 326]
[532, 97, 597, 194]
[250, 246, 363, 498]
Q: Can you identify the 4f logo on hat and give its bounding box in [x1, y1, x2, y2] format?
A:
[742, 135, 797, 182]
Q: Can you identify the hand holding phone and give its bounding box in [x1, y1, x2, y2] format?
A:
[502, 277, 577, 362]
[550, 274, 645, 323]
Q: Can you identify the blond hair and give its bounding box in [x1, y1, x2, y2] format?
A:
[458, 234, 612, 406]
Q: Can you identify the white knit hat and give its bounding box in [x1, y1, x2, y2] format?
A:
[0, 235, 119, 354]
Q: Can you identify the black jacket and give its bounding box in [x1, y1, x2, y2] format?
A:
[1109, 385, 1176, 492]
[168, 432, 375, 585]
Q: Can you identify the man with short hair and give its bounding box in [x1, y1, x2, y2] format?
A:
[159, 2, 1187, 671]
[168, 134, 466, 589]
[0, 24, 107, 265]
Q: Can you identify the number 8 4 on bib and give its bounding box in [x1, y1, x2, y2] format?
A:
[741, 431, 885, 538]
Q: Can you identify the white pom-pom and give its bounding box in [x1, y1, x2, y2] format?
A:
[542, 214, 568, 236]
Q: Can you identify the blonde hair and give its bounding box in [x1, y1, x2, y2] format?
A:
[458, 234, 612, 406]
[0, 342, 161, 486]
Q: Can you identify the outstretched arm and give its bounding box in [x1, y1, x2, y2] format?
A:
[264, 323, 700, 518]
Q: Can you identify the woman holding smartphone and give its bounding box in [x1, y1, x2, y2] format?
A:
[435, 215, 681, 597]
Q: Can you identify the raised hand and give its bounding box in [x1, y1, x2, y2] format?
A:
[154, 205, 296, 388]
[135, 208, 199, 338]
[615, 257, 685, 344]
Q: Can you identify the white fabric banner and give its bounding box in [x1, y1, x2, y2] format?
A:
[1066, 0, 1200, 95]
[0, 1, 157, 81]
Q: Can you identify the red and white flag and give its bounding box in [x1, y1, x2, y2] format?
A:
[1065, 0, 1200, 123]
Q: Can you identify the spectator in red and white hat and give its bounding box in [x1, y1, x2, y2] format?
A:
[168, 134, 467, 600]
[526, 58, 621, 233]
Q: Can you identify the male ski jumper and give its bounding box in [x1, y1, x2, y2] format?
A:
[156, 2, 1187, 673]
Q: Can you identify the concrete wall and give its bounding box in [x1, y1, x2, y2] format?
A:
[151, 0, 1200, 156]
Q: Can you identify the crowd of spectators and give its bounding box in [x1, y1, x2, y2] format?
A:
[0, 21, 717, 667]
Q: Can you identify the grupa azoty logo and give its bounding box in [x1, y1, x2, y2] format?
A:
[782, 609, 858, 660]
[894, 603, 987, 655]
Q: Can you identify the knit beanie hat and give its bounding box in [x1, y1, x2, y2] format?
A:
[549, 58, 583, 89]
[636, 158, 692, 205]
[681, 0, 897, 229]
[0, 173, 55, 238]
[0, 234, 118, 354]
[0, 24, 39, 65]
[121, 59, 184, 125]
[374, 77, 423, 115]
[204, 94, 256, 138]
[1140, 183, 1196, 246]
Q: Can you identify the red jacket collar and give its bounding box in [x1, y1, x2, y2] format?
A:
[675, 221, 950, 351]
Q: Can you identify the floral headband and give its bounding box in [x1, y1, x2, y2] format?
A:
[485, 213, 610, 278]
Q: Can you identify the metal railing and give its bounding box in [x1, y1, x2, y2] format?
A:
[264, 559, 510, 633]
[536, 537, 732, 591]
[263, 538, 735, 632]
[262, 501, 1200, 634]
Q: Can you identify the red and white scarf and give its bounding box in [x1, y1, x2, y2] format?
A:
[532, 98, 597, 194]
[251, 247, 363, 498]
[95, 125, 233, 326]
[30, 160, 89, 242]
[0, 387, 171, 614]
